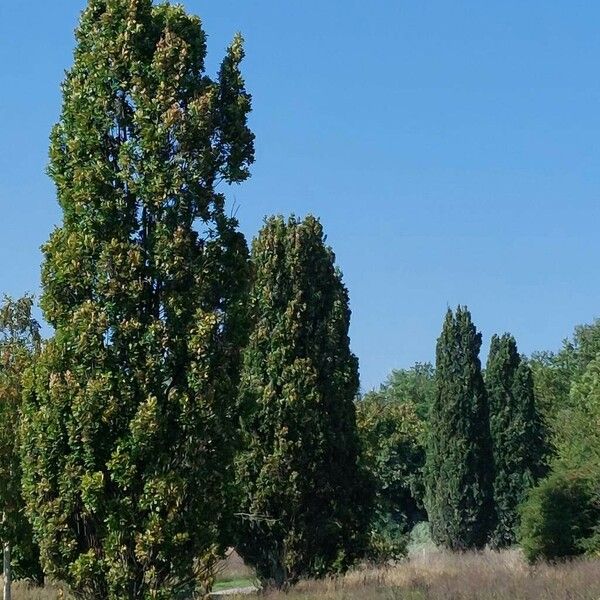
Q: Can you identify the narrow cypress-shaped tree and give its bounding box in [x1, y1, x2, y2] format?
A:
[486, 334, 546, 548]
[236, 216, 371, 588]
[20, 2, 254, 598]
[425, 306, 493, 550]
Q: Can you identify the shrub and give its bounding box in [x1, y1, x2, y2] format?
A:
[406, 522, 436, 556]
[519, 469, 599, 562]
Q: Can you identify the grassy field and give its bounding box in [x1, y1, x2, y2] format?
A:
[0, 581, 67, 600]
[0, 549, 257, 599]
[229, 550, 600, 600]
[5, 549, 600, 599]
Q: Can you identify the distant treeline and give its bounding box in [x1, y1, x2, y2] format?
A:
[359, 315, 600, 564]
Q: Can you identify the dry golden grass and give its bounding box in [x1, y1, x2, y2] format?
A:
[0, 580, 70, 600]
[234, 550, 600, 600]
[6, 550, 600, 599]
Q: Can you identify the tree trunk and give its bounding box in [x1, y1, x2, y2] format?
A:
[3, 542, 11, 600]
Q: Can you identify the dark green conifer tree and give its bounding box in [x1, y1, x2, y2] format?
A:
[19, 2, 254, 598]
[486, 334, 546, 547]
[235, 216, 371, 588]
[425, 307, 493, 550]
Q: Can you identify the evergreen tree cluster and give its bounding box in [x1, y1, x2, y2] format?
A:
[486, 334, 546, 548]
[425, 307, 494, 550]
[424, 307, 546, 551]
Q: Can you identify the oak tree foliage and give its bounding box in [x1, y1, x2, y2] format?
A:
[0, 295, 43, 584]
[235, 216, 371, 588]
[20, 1, 254, 598]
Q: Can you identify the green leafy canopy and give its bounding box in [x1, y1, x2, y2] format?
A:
[235, 216, 371, 588]
[0, 295, 43, 583]
[20, 1, 254, 598]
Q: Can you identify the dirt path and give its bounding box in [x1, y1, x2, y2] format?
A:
[210, 586, 258, 597]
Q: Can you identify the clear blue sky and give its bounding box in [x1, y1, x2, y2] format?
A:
[2, 1, 600, 391]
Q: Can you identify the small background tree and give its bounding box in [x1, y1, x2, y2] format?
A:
[424, 306, 493, 550]
[356, 395, 425, 561]
[529, 319, 600, 426]
[486, 334, 546, 548]
[520, 354, 600, 560]
[0, 295, 43, 584]
[236, 215, 371, 588]
[365, 363, 435, 421]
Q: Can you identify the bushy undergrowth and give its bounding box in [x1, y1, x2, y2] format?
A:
[519, 469, 599, 561]
[406, 522, 436, 557]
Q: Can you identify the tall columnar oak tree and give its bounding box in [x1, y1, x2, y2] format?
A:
[20, 2, 254, 598]
[0, 296, 43, 584]
[236, 216, 371, 588]
[425, 307, 493, 550]
[486, 334, 546, 548]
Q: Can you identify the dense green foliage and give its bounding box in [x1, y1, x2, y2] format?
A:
[356, 393, 426, 561]
[355, 362, 433, 561]
[520, 353, 600, 561]
[425, 307, 493, 550]
[519, 320, 600, 562]
[235, 216, 371, 587]
[554, 355, 600, 470]
[529, 319, 600, 424]
[519, 469, 598, 562]
[0, 296, 43, 583]
[367, 363, 435, 421]
[19, 1, 253, 598]
[485, 334, 546, 548]
[4, 0, 600, 585]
